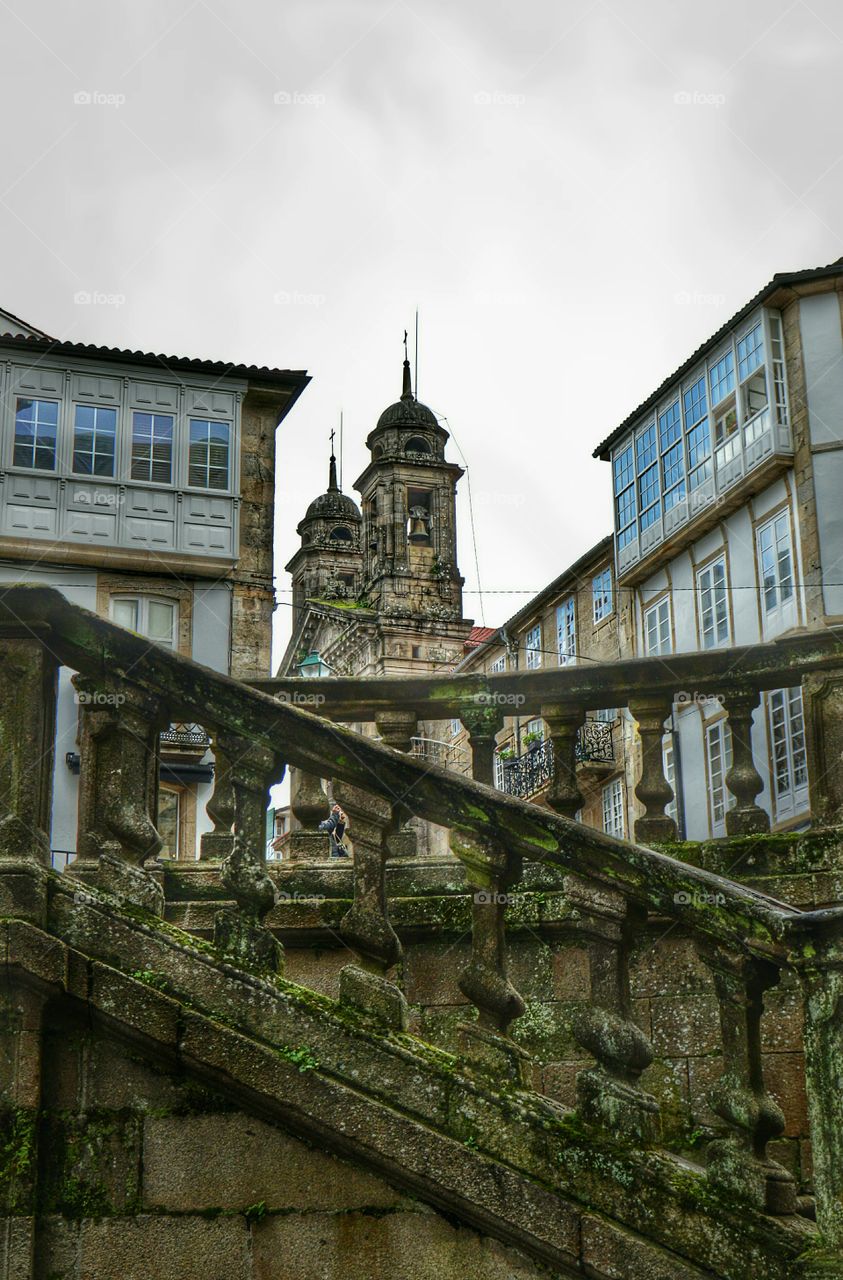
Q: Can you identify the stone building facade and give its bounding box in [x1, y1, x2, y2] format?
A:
[0, 305, 308, 861]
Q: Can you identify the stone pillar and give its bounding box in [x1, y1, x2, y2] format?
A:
[722, 688, 770, 837]
[790, 919, 843, 1256]
[69, 675, 165, 914]
[286, 768, 331, 861]
[802, 674, 843, 830]
[566, 874, 660, 1144]
[0, 974, 50, 1274]
[541, 704, 585, 817]
[0, 635, 57, 921]
[201, 728, 240, 862]
[451, 830, 529, 1085]
[333, 783, 407, 1029]
[696, 942, 796, 1214]
[215, 741, 284, 975]
[461, 707, 504, 788]
[375, 710, 420, 858]
[629, 697, 677, 843]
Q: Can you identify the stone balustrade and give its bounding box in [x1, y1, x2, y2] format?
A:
[2, 584, 843, 1264]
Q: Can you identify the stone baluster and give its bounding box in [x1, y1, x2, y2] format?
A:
[333, 782, 407, 1029]
[287, 768, 332, 861]
[200, 728, 239, 861]
[541, 704, 586, 817]
[0, 634, 58, 921]
[566, 874, 660, 1144]
[461, 706, 504, 787]
[722, 688, 771, 836]
[696, 942, 796, 1214]
[789, 917, 843, 1255]
[69, 675, 166, 915]
[802, 671, 843, 828]
[450, 830, 529, 1085]
[629, 696, 677, 843]
[215, 739, 285, 974]
[375, 710, 420, 858]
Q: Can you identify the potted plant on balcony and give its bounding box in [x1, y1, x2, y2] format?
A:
[523, 731, 543, 752]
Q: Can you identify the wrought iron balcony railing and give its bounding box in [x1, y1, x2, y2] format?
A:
[159, 722, 211, 751]
[501, 720, 615, 800]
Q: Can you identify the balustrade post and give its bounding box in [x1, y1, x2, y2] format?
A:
[286, 768, 332, 861]
[696, 942, 796, 1214]
[451, 830, 529, 1085]
[629, 696, 676, 843]
[566, 874, 660, 1143]
[542, 704, 586, 817]
[375, 710, 420, 858]
[788, 918, 843, 1257]
[803, 672, 843, 829]
[69, 675, 166, 915]
[722, 689, 771, 836]
[214, 741, 285, 975]
[0, 634, 57, 921]
[461, 706, 504, 788]
[200, 728, 239, 861]
[332, 783, 407, 1029]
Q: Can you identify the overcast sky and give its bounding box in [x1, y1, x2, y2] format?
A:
[2, 0, 842, 659]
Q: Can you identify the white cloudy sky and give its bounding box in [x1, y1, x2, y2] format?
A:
[2, 0, 842, 657]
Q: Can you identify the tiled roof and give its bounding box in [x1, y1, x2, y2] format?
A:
[592, 257, 843, 460]
[464, 625, 498, 651]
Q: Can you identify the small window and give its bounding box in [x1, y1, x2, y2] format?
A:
[131, 412, 173, 484]
[188, 419, 230, 490]
[757, 512, 795, 622]
[110, 595, 177, 649]
[489, 654, 506, 674]
[14, 398, 58, 471]
[411, 644, 422, 659]
[706, 720, 734, 837]
[406, 435, 431, 453]
[643, 597, 671, 656]
[73, 404, 117, 477]
[602, 778, 625, 839]
[406, 488, 432, 543]
[768, 687, 809, 821]
[157, 786, 181, 858]
[697, 555, 730, 649]
[329, 525, 352, 542]
[592, 568, 613, 623]
[556, 597, 576, 666]
[525, 624, 542, 669]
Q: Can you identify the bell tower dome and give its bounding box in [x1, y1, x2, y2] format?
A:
[285, 445, 363, 627]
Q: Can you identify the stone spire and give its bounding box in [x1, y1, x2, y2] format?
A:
[402, 330, 413, 401]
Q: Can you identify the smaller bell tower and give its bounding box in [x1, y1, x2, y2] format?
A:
[355, 346, 465, 623]
[285, 444, 363, 629]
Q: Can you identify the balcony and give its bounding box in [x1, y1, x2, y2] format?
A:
[160, 722, 211, 754]
[617, 406, 793, 584]
[501, 719, 615, 800]
[409, 735, 471, 775]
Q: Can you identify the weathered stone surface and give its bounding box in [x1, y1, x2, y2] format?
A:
[38, 1214, 252, 1280]
[143, 1113, 403, 1213]
[581, 1215, 712, 1280]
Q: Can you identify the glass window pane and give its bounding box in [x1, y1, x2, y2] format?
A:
[147, 600, 176, 647]
[111, 599, 138, 630]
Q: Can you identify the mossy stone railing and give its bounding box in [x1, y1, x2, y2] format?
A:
[1, 585, 843, 1262]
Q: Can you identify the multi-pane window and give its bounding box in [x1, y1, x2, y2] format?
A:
[706, 719, 734, 837]
[697, 555, 730, 648]
[188, 419, 230, 490]
[592, 567, 613, 622]
[709, 351, 735, 405]
[72, 405, 117, 476]
[556, 597, 576, 665]
[613, 445, 636, 550]
[110, 595, 177, 649]
[637, 422, 660, 530]
[489, 654, 506, 673]
[684, 374, 711, 492]
[663, 736, 678, 825]
[525, 718, 545, 741]
[737, 322, 767, 423]
[131, 412, 174, 484]
[493, 750, 506, 790]
[525, 624, 542, 669]
[643, 597, 671, 655]
[768, 687, 808, 819]
[660, 398, 685, 511]
[13, 398, 59, 470]
[602, 778, 625, 839]
[449, 719, 462, 739]
[757, 511, 795, 622]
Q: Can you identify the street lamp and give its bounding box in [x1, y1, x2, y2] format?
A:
[297, 651, 332, 678]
